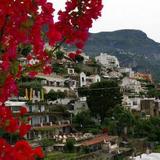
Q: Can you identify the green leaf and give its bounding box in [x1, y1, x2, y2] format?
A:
[10, 60, 19, 76]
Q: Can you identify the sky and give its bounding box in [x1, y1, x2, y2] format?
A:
[49, 0, 160, 42]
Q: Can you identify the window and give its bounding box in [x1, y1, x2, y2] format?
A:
[133, 101, 137, 105]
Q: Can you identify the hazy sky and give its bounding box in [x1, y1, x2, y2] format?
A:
[49, 0, 160, 42]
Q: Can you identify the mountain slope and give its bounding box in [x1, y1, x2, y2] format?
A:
[83, 30, 160, 81]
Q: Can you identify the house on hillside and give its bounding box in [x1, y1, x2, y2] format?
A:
[134, 72, 153, 83]
[53, 134, 119, 153]
[28, 120, 72, 140]
[80, 134, 118, 153]
[140, 98, 160, 117]
[119, 67, 134, 78]
[37, 74, 69, 93]
[67, 98, 88, 115]
[95, 53, 120, 69]
[122, 95, 141, 111]
[79, 72, 101, 87]
[5, 100, 28, 113]
[95, 53, 122, 79]
[5, 99, 72, 140]
[121, 77, 143, 94]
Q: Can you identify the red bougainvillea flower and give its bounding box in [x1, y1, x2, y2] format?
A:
[27, 116, 32, 121]
[0, 75, 18, 103]
[0, 138, 44, 159]
[33, 146, 44, 158]
[0, 0, 102, 159]
[55, 0, 103, 51]
[76, 49, 82, 55]
[68, 52, 76, 60]
[28, 71, 38, 78]
[43, 65, 52, 74]
[4, 117, 19, 133]
[20, 106, 28, 116]
[19, 123, 31, 137]
[0, 61, 10, 71]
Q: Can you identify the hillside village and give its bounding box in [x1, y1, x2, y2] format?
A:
[5, 47, 160, 160]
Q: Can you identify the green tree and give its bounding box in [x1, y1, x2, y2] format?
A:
[52, 62, 67, 74]
[45, 90, 65, 101]
[79, 81, 122, 123]
[147, 88, 160, 98]
[75, 55, 84, 63]
[39, 138, 55, 152]
[55, 50, 64, 59]
[112, 106, 135, 136]
[65, 138, 76, 153]
[73, 111, 95, 129]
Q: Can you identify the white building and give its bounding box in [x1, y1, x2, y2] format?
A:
[140, 98, 160, 117]
[102, 71, 122, 79]
[95, 53, 120, 69]
[5, 101, 28, 113]
[119, 67, 134, 78]
[4, 100, 49, 127]
[80, 72, 101, 87]
[67, 68, 75, 75]
[133, 153, 160, 160]
[121, 77, 143, 94]
[37, 74, 69, 93]
[68, 100, 89, 115]
[122, 95, 141, 111]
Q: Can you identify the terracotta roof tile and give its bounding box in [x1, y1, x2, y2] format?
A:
[80, 134, 109, 146]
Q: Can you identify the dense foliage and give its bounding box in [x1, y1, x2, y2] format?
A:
[45, 90, 65, 101]
[105, 106, 160, 142]
[79, 81, 122, 123]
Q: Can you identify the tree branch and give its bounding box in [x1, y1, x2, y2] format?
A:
[51, 37, 66, 53]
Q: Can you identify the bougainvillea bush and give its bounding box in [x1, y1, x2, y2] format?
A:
[0, 0, 102, 159]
